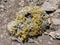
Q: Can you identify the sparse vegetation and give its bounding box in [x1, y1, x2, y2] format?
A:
[8, 6, 48, 42]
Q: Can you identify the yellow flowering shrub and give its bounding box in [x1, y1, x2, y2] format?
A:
[7, 6, 48, 42]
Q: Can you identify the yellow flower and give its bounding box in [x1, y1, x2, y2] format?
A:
[17, 14, 24, 19]
[16, 29, 21, 36]
[15, 19, 20, 24]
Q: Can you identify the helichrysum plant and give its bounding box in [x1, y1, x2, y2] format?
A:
[7, 6, 49, 42]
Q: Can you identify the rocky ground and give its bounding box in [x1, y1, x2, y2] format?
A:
[0, 0, 60, 45]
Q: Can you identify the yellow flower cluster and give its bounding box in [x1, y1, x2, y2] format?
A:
[8, 6, 48, 42]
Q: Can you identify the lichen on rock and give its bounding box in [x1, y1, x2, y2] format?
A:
[7, 6, 49, 42]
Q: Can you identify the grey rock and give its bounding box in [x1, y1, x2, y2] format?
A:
[28, 0, 45, 6]
[7, 21, 16, 31]
[44, 32, 48, 35]
[58, 1, 60, 8]
[51, 18, 60, 25]
[19, 0, 24, 6]
[46, 0, 59, 6]
[49, 32, 56, 39]
[47, 9, 60, 26]
[47, 18, 51, 24]
[50, 9, 60, 17]
[41, 0, 60, 11]
[55, 29, 60, 39]
[50, 37, 53, 41]
[48, 41, 52, 45]
[46, 0, 60, 9]
[48, 9, 60, 29]
[0, 5, 5, 8]
[41, 2, 57, 11]
[17, 43, 21, 45]
[33, 0, 38, 2]
[0, 34, 4, 38]
[29, 2, 35, 6]
[49, 29, 60, 39]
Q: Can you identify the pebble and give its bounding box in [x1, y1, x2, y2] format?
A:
[48, 41, 52, 45]
[47, 18, 51, 24]
[55, 29, 60, 39]
[7, 21, 16, 30]
[10, 0, 15, 2]
[50, 37, 53, 41]
[27, 0, 33, 2]
[19, 0, 24, 6]
[29, 2, 35, 6]
[0, 34, 3, 38]
[52, 9, 60, 18]
[52, 18, 60, 25]
[49, 29, 60, 39]
[49, 32, 56, 39]
[33, 0, 38, 2]
[17, 43, 21, 45]
[44, 32, 48, 35]
[41, 1, 56, 11]
[0, 5, 5, 8]
[0, 20, 2, 23]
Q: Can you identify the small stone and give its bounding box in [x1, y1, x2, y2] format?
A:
[10, 0, 14, 2]
[48, 41, 52, 45]
[7, 21, 16, 30]
[58, 1, 60, 8]
[0, 20, 2, 23]
[49, 32, 56, 39]
[19, 0, 24, 6]
[0, 34, 3, 38]
[50, 37, 53, 41]
[50, 9, 60, 18]
[33, 0, 38, 2]
[29, 2, 35, 6]
[47, 18, 51, 24]
[55, 9, 60, 13]
[10, 37, 17, 41]
[0, 5, 5, 8]
[0, 5, 4, 8]
[4, 0, 7, 3]
[0, 0, 2, 2]
[0, 9, 4, 11]
[55, 29, 60, 39]
[28, 39, 34, 43]
[27, 0, 33, 2]
[17, 43, 21, 45]
[52, 18, 60, 25]
[44, 32, 48, 35]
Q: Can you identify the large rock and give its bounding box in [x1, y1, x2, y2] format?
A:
[47, 9, 60, 29]
[55, 29, 60, 39]
[51, 18, 60, 25]
[49, 29, 60, 39]
[50, 9, 60, 25]
[46, 0, 59, 6]
[57, 1, 60, 8]
[50, 9, 60, 17]
[7, 21, 16, 31]
[27, 0, 45, 6]
[41, 2, 56, 11]
[41, 0, 60, 11]
[49, 32, 56, 39]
